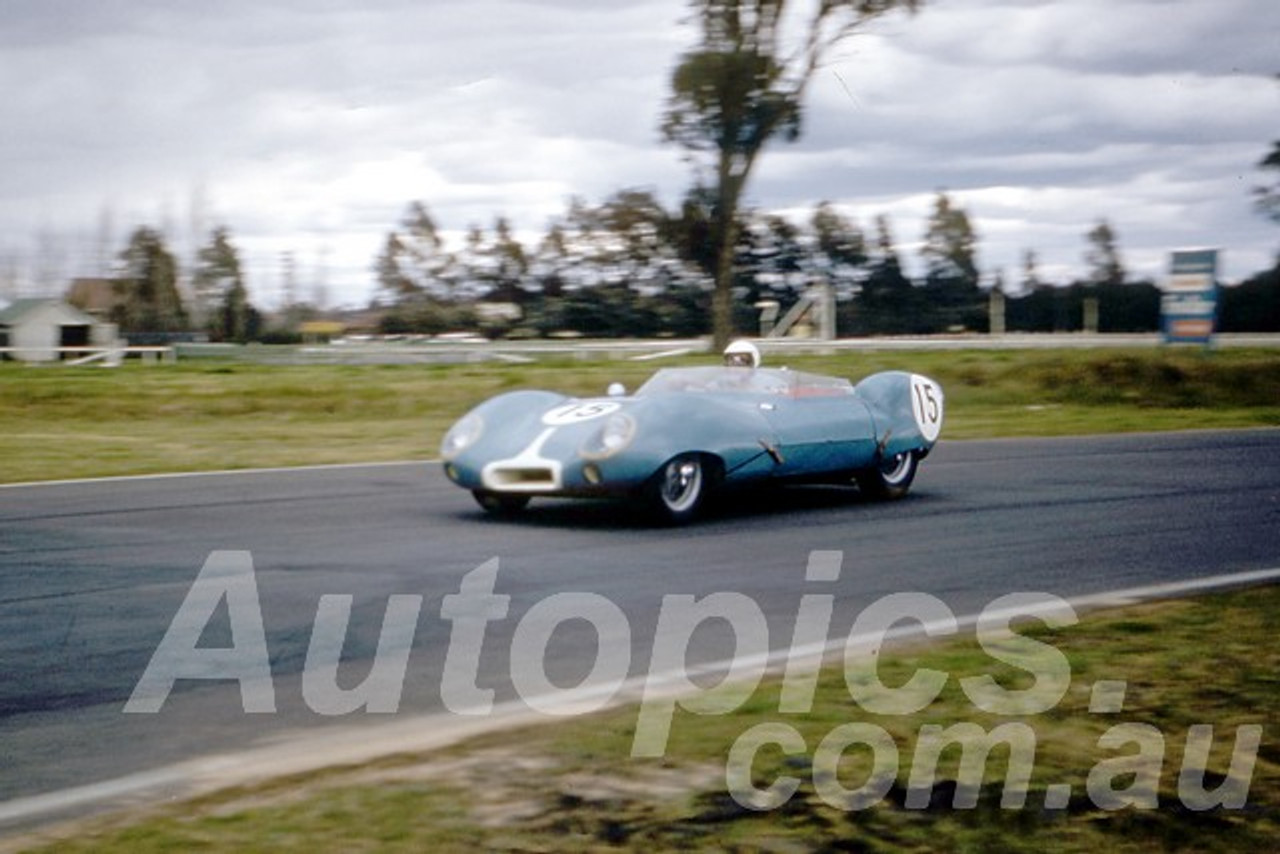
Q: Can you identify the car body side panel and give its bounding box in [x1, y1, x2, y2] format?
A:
[756, 394, 878, 475]
[588, 392, 783, 489]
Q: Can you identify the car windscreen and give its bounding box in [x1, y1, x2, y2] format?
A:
[637, 367, 853, 397]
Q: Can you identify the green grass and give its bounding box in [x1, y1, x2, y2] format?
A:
[2, 348, 1278, 484]
[23, 585, 1280, 853]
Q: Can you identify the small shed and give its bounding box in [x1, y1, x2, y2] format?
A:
[0, 298, 120, 363]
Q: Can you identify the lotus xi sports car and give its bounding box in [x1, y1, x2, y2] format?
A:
[440, 364, 943, 523]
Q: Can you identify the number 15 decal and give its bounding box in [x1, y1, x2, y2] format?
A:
[909, 374, 944, 442]
[542, 400, 622, 426]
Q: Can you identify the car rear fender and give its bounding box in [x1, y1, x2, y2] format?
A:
[854, 371, 945, 457]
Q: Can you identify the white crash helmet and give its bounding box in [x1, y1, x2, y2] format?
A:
[723, 339, 761, 368]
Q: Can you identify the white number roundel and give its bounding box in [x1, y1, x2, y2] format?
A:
[542, 401, 622, 426]
[909, 375, 944, 442]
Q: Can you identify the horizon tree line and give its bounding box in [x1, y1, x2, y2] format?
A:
[66, 181, 1280, 342]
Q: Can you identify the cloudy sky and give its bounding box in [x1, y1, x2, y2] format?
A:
[2, 0, 1276, 309]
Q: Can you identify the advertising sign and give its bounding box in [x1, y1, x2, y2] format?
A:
[1163, 249, 1219, 344]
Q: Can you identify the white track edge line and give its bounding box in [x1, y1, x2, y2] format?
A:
[0, 459, 427, 490]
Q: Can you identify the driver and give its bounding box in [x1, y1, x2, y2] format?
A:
[723, 340, 761, 369]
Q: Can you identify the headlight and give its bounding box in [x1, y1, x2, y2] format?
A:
[440, 413, 483, 460]
[579, 412, 636, 460]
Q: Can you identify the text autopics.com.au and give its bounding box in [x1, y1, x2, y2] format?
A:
[125, 550, 1264, 813]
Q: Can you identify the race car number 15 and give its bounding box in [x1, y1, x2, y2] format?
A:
[542, 401, 622, 426]
[909, 375, 944, 442]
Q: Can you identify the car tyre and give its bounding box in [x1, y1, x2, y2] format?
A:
[473, 490, 531, 516]
[855, 451, 918, 500]
[646, 454, 710, 524]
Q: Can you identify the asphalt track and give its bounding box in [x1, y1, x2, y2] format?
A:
[1, 429, 1278, 831]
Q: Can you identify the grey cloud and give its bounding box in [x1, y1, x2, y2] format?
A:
[0, 0, 1274, 304]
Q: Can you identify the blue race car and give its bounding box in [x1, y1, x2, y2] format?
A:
[440, 360, 943, 523]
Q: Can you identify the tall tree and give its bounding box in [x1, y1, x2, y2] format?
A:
[375, 202, 457, 303]
[113, 226, 188, 333]
[671, 184, 720, 280]
[1084, 219, 1125, 286]
[454, 219, 531, 302]
[192, 226, 243, 331]
[920, 191, 982, 331]
[194, 227, 259, 343]
[744, 212, 807, 308]
[921, 191, 978, 285]
[530, 223, 572, 300]
[1019, 249, 1043, 294]
[857, 213, 915, 333]
[374, 233, 415, 300]
[456, 217, 529, 303]
[809, 200, 866, 300]
[219, 277, 260, 344]
[663, 0, 923, 349]
[1253, 140, 1280, 225]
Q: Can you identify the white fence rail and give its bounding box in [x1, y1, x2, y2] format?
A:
[0, 346, 176, 365]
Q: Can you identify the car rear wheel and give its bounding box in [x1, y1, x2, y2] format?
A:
[855, 450, 918, 500]
[647, 454, 709, 524]
[473, 490, 531, 516]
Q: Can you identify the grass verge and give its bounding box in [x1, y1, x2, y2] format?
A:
[2, 347, 1279, 484]
[19, 584, 1279, 853]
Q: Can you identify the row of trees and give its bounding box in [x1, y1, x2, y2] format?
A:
[93, 179, 1278, 343]
[371, 187, 1280, 338]
[373, 189, 991, 337]
[102, 225, 261, 342]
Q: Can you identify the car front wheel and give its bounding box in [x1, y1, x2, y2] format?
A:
[647, 454, 709, 524]
[855, 450, 918, 500]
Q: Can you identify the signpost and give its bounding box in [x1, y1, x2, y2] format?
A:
[1162, 249, 1219, 345]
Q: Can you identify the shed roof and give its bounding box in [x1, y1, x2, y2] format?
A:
[66, 278, 123, 315]
[0, 298, 99, 327]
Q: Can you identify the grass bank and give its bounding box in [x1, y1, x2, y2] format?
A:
[22, 583, 1279, 853]
[2, 348, 1278, 484]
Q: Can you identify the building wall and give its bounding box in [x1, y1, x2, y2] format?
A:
[3, 302, 117, 362]
[9, 303, 63, 361]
